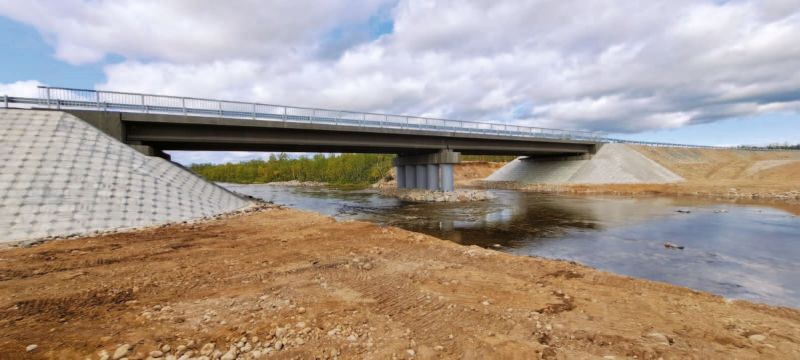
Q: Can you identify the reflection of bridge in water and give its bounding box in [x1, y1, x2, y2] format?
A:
[5, 87, 603, 191]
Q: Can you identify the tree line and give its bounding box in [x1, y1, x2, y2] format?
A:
[190, 153, 394, 185]
[737, 143, 800, 150]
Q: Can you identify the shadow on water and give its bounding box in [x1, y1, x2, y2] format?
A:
[224, 184, 800, 308]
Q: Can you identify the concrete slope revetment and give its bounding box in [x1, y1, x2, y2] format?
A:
[0, 109, 251, 244]
[486, 143, 684, 184]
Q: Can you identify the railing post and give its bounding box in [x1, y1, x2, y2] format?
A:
[252, 103, 256, 119]
[182, 98, 187, 116]
[311, 109, 316, 123]
[95, 92, 100, 110]
[218, 101, 223, 117]
[46, 88, 51, 109]
[3, 95, 7, 109]
[283, 107, 287, 122]
[141, 94, 147, 113]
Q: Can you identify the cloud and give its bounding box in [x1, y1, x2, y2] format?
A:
[0, 0, 392, 64]
[0, 80, 43, 98]
[2, 0, 800, 134]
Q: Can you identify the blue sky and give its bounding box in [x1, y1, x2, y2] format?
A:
[0, 17, 107, 88]
[1, 1, 798, 165]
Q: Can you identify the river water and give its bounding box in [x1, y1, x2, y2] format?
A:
[223, 184, 800, 308]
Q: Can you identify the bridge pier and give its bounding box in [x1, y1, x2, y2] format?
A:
[426, 164, 439, 190]
[393, 150, 460, 191]
[396, 165, 406, 188]
[441, 163, 454, 192]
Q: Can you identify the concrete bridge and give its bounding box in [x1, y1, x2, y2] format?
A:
[5, 87, 604, 191]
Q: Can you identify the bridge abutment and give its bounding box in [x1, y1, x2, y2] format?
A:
[393, 150, 460, 191]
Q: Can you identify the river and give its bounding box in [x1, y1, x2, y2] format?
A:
[223, 184, 800, 308]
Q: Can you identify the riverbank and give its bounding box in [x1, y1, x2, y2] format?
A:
[1, 207, 798, 359]
[473, 146, 800, 207]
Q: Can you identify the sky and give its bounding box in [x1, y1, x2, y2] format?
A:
[1, 0, 799, 164]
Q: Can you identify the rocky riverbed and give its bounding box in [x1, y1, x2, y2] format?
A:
[380, 188, 493, 202]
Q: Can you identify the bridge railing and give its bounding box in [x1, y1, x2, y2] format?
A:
[29, 86, 606, 142]
[3, 87, 794, 151]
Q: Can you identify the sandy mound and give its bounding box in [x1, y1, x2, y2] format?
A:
[487, 144, 683, 184]
[0, 109, 250, 244]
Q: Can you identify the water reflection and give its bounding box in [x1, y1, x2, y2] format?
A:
[223, 184, 800, 308]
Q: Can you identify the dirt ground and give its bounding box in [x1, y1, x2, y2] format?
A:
[468, 148, 800, 206]
[1, 206, 799, 359]
[453, 162, 506, 184]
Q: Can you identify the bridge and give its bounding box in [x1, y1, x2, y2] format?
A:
[5, 86, 605, 191]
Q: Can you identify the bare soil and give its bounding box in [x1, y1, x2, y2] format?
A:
[1, 207, 799, 359]
[472, 148, 800, 207]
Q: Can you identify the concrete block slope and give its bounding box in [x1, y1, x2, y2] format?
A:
[486, 144, 683, 184]
[0, 109, 250, 244]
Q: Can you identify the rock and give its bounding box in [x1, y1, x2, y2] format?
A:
[98, 350, 110, 360]
[481, 300, 490, 306]
[275, 327, 287, 338]
[199, 343, 215, 356]
[434, 345, 444, 351]
[645, 332, 671, 345]
[161, 345, 171, 352]
[25, 344, 38, 352]
[149, 350, 164, 358]
[220, 350, 236, 360]
[491, 244, 502, 248]
[112, 344, 131, 359]
[383, 189, 493, 203]
[274, 341, 284, 350]
[664, 242, 684, 250]
[406, 349, 416, 357]
[676, 209, 691, 213]
[748, 334, 767, 342]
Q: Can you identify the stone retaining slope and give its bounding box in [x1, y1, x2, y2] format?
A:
[486, 143, 683, 184]
[0, 109, 250, 244]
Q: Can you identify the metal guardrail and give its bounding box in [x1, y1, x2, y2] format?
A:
[21, 86, 606, 141]
[2, 86, 795, 151]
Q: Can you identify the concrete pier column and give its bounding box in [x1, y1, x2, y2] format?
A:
[415, 164, 427, 189]
[396, 165, 406, 188]
[404, 164, 416, 188]
[441, 164, 454, 192]
[393, 150, 459, 190]
[426, 164, 439, 190]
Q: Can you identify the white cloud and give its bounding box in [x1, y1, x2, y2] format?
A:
[0, 80, 43, 98]
[0, 0, 391, 64]
[2, 0, 800, 134]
